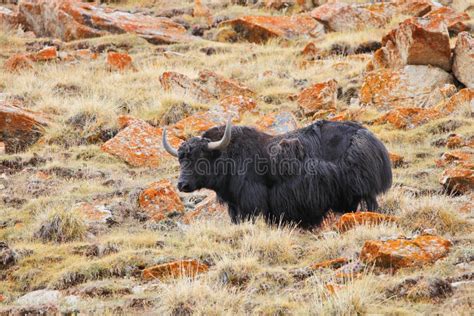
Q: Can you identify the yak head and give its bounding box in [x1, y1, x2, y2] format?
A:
[162, 117, 232, 193]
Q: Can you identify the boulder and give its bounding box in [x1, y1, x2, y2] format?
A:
[336, 212, 397, 232]
[360, 235, 452, 268]
[160, 72, 214, 103]
[106, 52, 133, 71]
[440, 167, 474, 194]
[15, 290, 61, 307]
[221, 14, 325, 43]
[446, 134, 464, 149]
[360, 66, 454, 109]
[181, 191, 226, 224]
[3, 54, 33, 72]
[0, 100, 49, 153]
[437, 150, 473, 167]
[18, 0, 193, 44]
[72, 202, 113, 224]
[423, 6, 470, 34]
[142, 259, 209, 280]
[311, 3, 389, 32]
[217, 95, 257, 121]
[256, 111, 299, 135]
[392, 0, 432, 17]
[138, 180, 185, 221]
[297, 79, 338, 116]
[101, 117, 182, 168]
[375, 107, 442, 129]
[197, 70, 255, 100]
[452, 32, 474, 88]
[160, 70, 254, 103]
[28, 46, 58, 62]
[0, 6, 20, 27]
[380, 17, 451, 71]
[441, 88, 473, 113]
[171, 111, 229, 140]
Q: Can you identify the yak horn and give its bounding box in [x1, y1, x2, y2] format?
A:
[208, 116, 232, 151]
[162, 127, 178, 157]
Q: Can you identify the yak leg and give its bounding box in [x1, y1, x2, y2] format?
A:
[365, 195, 379, 211]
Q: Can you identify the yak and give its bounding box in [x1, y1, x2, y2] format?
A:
[163, 118, 392, 228]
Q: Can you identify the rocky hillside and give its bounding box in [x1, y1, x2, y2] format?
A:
[0, 0, 473, 314]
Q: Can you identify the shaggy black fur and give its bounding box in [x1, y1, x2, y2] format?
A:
[174, 120, 392, 228]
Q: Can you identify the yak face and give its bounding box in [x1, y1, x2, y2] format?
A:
[176, 137, 214, 192]
[162, 117, 233, 193]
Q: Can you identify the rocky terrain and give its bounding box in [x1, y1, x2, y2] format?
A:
[0, 0, 473, 314]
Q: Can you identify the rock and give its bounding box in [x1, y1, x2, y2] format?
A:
[193, 0, 212, 25]
[360, 66, 453, 109]
[311, 3, 389, 32]
[101, 117, 182, 168]
[440, 167, 473, 194]
[106, 52, 133, 71]
[72, 202, 113, 224]
[375, 107, 442, 129]
[438, 150, 473, 167]
[447, 134, 465, 149]
[18, 0, 193, 44]
[0, 100, 49, 153]
[142, 259, 209, 280]
[3, 54, 33, 72]
[181, 191, 226, 224]
[197, 70, 255, 100]
[0, 6, 20, 26]
[28, 46, 58, 62]
[138, 179, 185, 221]
[423, 6, 470, 34]
[310, 257, 349, 270]
[442, 88, 473, 113]
[217, 95, 257, 121]
[297, 79, 338, 117]
[15, 289, 61, 307]
[337, 212, 397, 232]
[387, 276, 453, 301]
[452, 32, 474, 88]
[360, 235, 452, 268]
[171, 111, 228, 140]
[392, 0, 432, 17]
[221, 14, 325, 43]
[0, 242, 18, 270]
[389, 152, 404, 167]
[380, 17, 451, 71]
[160, 71, 215, 103]
[256, 112, 299, 135]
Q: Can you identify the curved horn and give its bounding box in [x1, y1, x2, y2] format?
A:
[208, 116, 232, 151]
[162, 127, 178, 157]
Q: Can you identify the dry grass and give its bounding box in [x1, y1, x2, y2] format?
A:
[0, 1, 473, 314]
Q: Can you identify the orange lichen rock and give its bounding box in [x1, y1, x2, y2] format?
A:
[297, 79, 338, 116]
[440, 167, 473, 194]
[138, 180, 185, 221]
[360, 235, 452, 268]
[389, 152, 404, 167]
[256, 112, 299, 135]
[101, 118, 182, 167]
[222, 15, 324, 43]
[181, 191, 226, 224]
[107, 52, 133, 71]
[142, 259, 209, 280]
[18, 0, 193, 44]
[0, 100, 49, 153]
[337, 212, 397, 232]
[3, 54, 33, 72]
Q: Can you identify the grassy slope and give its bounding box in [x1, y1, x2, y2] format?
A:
[0, 1, 473, 314]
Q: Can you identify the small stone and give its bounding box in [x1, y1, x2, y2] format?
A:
[107, 52, 133, 71]
[138, 180, 185, 221]
[297, 79, 338, 116]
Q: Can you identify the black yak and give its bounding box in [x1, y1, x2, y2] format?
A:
[163, 118, 392, 228]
